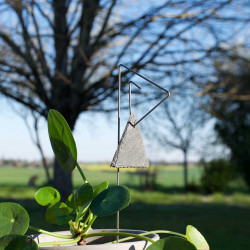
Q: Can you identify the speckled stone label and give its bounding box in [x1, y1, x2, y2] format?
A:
[111, 112, 149, 168]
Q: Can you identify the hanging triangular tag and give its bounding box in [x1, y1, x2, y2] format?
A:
[111, 112, 149, 168]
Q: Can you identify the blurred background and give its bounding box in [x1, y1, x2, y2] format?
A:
[0, 0, 249, 249]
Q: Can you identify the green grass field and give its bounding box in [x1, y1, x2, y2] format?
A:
[0, 164, 250, 249]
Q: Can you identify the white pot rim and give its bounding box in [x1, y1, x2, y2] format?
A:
[31, 229, 159, 249]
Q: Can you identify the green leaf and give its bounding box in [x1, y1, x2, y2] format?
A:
[56, 215, 73, 225]
[34, 187, 60, 206]
[65, 193, 76, 214]
[93, 181, 109, 198]
[75, 201, 91, 222]
[0, 235, 38, 250]
[186, 225, 209, 250]
[147, 236, 196, 250]
[48, 109, 77, 172]
[90, 185, 130, 217]
[74, 183, 93, 210]
[0, 203, 29, 238]
[45, 202, 69, 224]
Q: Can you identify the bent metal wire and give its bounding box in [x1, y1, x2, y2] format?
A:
[115, 64, 170, 242]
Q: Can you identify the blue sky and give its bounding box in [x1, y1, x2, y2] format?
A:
[0, 98, 188, 163]
[0, 100, 115, 162]
[0, 1, 246, 164]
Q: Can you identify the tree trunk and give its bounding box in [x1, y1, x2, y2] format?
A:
[33, 116, 52, 184]
[183, 149, 188, 190]
[53, 158, 72, 201]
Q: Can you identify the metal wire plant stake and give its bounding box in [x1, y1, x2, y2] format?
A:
[111, 64, 170, 242]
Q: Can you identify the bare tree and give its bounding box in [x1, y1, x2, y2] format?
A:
[198, 48, 250, 102]
[198, 51, 250, 187]
[23, 112, 52, 184]
[11, 105, 52, 183]
[145, 95, 208, 190]
[0, 0, 248, 198]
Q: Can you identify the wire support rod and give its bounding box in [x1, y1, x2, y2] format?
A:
[116, 64, 170, 243]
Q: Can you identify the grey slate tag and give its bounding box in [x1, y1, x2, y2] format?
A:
[110, 112, 149, 168]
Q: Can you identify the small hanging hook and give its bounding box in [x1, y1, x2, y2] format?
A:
[129, 81, 141, 115]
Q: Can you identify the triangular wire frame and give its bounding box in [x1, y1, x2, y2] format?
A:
[119, 64, 170, 126]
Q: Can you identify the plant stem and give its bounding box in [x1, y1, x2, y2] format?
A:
[81, 215, 97, 235]
[80, 212, 92, 230]
[151, 230, 186, 238]
[107, 230, 186, 244]
[37, 236, 81, 247]
[68, 221, 76, 233]
[29, 226, 74, 239]
[76, 162, 88, 183]
[83, 232, 155, 244]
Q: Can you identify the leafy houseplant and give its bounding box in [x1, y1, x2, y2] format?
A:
[0, 110, 209, 250]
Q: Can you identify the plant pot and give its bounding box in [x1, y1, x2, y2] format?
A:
[31, 229, 159, 250]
